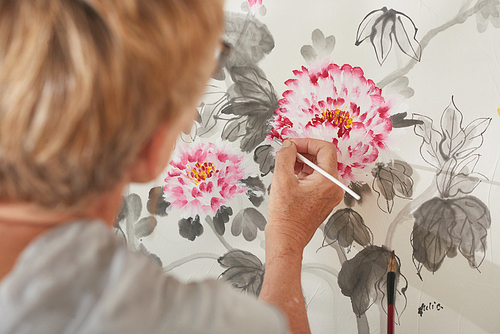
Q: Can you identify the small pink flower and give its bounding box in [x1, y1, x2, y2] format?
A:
[248, 0, 262, 7]
[270, 62, 393, 182]
[164, 141, 247, 216]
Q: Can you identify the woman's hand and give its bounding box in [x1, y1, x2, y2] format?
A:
[266, 138, 344, 251]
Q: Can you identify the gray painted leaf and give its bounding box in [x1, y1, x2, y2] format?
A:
[371, 9, 394, 65]
[384, 77, 415, 99]
[439, 103, 466, 160]
[411, 197, 455, 277]
[218, 249, 264, 296]
[224, 14, 274, 68]
[147, 187, 170, 217]
[300, 45, 317, 64]
[323, 208, 372, 248]
[239, 176, 266, 207]
[372, 160, 414, 213]
[253, 144, 275, 176]
[413, 113, 444, 168]
[213, 205, 233, 236]
[123, 193, 142, 223]
[338, 246, 406, 317]
[393, 14, 422, 61]
[390, 112, 422, 128]
[311, 29, 326, 51]
[135, 216, 158, 239]
[449, 196, 491, 268]
[456, 117, 491, 159]
[222, 119, 246, 142]
[178, 215, 203, 241]
[221, 66, 278, 152]
[231, 207, 266, 241]
[355, 8, 385, 46]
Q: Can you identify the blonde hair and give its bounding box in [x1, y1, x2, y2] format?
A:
[0, 0, 224, 208]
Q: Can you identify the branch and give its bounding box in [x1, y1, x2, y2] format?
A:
[205, 215, 234, 251]
[163, 253, 220, 272]
[377, 0, 492, 88]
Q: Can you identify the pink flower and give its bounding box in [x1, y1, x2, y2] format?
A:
[248, 0, 262, 7]
[270, 62, 393, 182]
[164, 141, 247, 216]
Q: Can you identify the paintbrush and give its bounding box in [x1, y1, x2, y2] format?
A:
[273, 138, 361, 200]
[387, 251, 397, 334]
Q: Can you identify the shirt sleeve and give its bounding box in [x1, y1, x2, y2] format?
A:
[0, 221, 289, 334]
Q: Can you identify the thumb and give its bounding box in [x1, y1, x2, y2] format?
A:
[274, 140, 298, 178]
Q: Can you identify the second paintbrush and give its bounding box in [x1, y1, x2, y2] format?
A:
[273, 138, 361, 200]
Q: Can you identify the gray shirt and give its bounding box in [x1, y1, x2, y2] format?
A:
[0, 221, 288, 334]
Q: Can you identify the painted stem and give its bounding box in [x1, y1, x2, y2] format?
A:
[163, 253, 220, 272]
[205, 216, 234, 251]
[302, 263, 339, 277]
[377, 0, 491, 88]
[384, 182, 437, 249]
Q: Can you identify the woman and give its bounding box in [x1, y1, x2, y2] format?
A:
[0, 0, 343, 333]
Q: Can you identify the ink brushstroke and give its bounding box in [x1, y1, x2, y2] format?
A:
[355, 7, 422, 65]
[410, 98, 492, 278]
[270, 62, 394, 182]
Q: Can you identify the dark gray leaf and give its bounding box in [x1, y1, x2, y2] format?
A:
[253, 145, 275, 176]
[411, 197, 456, 277]
[338, 246, 407, 317]
[344, 182, 372, 207]
[221, 118, 247, 142]
[147, 187, 170, 217]
[213, 205, 233, 236]
[449, 196, 491, 269]
[218, 249, 265, 296]
[220, 66, 278, 152]
[231, 207, 267, 241]
[178, 215, 203, 241]
[323, 208, 372, 248]
[390, 112, 422, 128]
[239, 176, 266, 207]
[135, 216, 158, 239]
[224, 14, 274, 68]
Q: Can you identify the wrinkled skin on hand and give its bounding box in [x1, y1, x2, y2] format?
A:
[266, 138, 344, 251]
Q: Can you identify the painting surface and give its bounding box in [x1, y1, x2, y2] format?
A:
[119, 0, 500, 332]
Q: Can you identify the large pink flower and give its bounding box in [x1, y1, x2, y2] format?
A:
[164, 141, 247, 216]
[270, 62, 393, 182]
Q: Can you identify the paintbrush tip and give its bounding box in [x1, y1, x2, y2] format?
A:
[388, 251, 397, 273]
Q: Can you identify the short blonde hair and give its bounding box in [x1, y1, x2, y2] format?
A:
[0, 0, 224, 208]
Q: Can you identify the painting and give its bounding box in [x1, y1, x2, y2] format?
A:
[116, 0, 500, 333]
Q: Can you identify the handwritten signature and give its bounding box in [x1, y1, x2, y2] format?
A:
[417, 301, 444, 317]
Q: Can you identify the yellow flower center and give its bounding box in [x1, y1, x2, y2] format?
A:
[321, 108, 353, 129]
[187, 162, 216, 185]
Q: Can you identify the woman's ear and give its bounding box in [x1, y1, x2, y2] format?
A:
[127, 122, 175, 183]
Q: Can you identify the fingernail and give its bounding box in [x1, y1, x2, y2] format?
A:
[282, 140, 291, 148]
